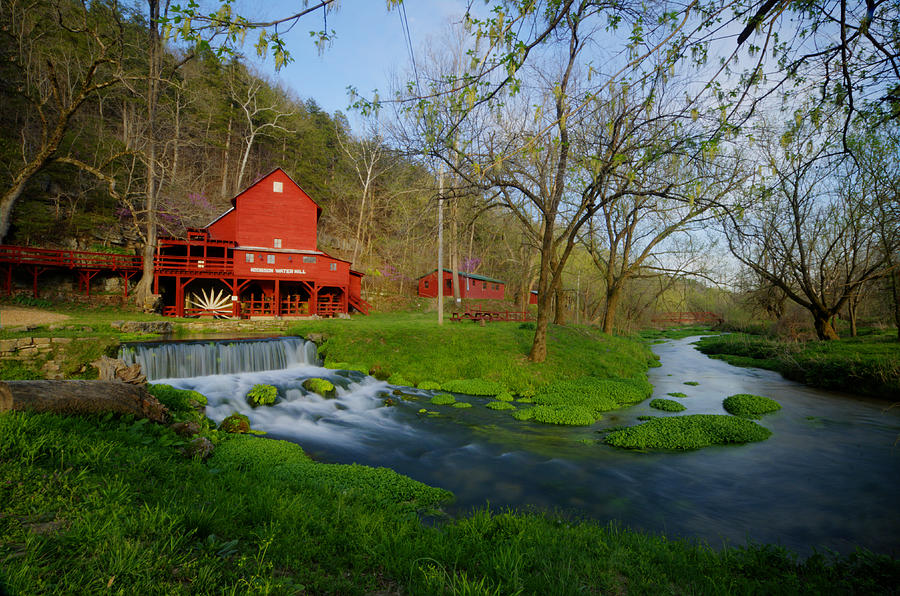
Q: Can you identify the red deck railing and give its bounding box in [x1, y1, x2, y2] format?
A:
[153, 255, 233, 273]
[0, 245, 142, 270]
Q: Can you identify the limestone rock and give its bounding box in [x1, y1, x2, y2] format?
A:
[92, 356, 147, 386]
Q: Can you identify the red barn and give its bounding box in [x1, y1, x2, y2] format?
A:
[153, 168, 369, 318]
[417, 269, 505, 300]
[529, 290, 538, 305]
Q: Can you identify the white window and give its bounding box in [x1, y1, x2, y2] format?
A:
[274, 238, 282, 248]
[330, 262, 337, 271]
[245, 253, 254, 263]
[273, 181, 283, 193]
[267, 254, 275, 264]
[303, 256, 316, 263]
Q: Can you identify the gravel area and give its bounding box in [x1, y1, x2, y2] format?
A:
[0, 307, 70, 327]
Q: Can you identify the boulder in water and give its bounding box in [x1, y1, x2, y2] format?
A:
[302, 378, 336, 398]
[245, 384, 278, 407]
[219, 413, 251, 433]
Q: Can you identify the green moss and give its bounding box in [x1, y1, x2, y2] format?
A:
[430, 393, 457, 406]
[667, 392, 688, 398]
[387, 372, 412, 387]
[218, 412, 251, 434]
[515, 396, 534, 403]
[245, 383, 278, 407]
[417, 380, 442, 391]
[147, 384, 208, 414]
[302, 377, 336, 398]
[530, 405, 596, 426]
[494, 391, 514, 402]
[532, 376, 651, 422]
[441, 378, 505, 396]
[511, 408, 535, 421]
[649, 398, 687, 412]
[683, 381, 700, 386]
[723, 394, 782, 419]
[451, 401, 472, 408]
[485, 401, 516, 411]
[605, 415, 772, 450]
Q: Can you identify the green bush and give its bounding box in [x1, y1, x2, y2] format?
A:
[530, 404, 596, 426]
[485, 401, 516, 411]
[441, 378, 505, 396]
[451, 401, 472, 408]
[302, 377, 336, 398]
[723, 394, 782, 419]
[667, 392, 687, 398]
[147, 384, 207, 413]
[430, 393, 456, 406]
[417, 380, 442, 391]
[245, 384, 278, 407]
[605, 415, 772, 450]
[649, 398, 686, 412]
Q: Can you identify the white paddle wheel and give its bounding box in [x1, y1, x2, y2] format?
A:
[187, 287, 234, 318]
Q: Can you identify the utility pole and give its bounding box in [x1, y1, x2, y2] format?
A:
[437, 164, 444, 325]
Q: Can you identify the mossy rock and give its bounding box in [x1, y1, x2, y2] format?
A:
[494, 391, 515, 402]
[430, 393, 456, 406]
[485, 401, 516, 411]
[451, 401, 472, 408]
[723, 394, 782, 419]
[302, 377, 336, 398]
[649, 398, 687, 412]
[219, 412, 251, 434]
[245, 383, 278, 407]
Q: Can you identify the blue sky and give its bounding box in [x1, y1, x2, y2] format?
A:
[232, 1, 471, 126]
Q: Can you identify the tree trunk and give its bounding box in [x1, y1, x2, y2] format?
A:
[553, 285, 566, 325]
[0, 381, 169, 423]
[602, 282, 623, 335]
[848, 297, 858, 338]
[812, 311, 840, 340]
[221, 116, 232, 199]
[529, 239, 554, 362]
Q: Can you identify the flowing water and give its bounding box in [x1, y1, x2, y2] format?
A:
[123, 335, 900, 557]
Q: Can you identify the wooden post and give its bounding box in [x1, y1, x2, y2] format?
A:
[274, 279, 281, 317]
[310, 283, 318, 316]
[175, 276, 184, 317]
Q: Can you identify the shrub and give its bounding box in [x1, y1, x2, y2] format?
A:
[485, 401, 516, 411]
[605, 415, 772, 450]
[430, 393, 457, 406]
[495, 391, 514, 402]
[723, 394, 782, 419]
[667, 392, 687, 398]
[649, 398, 686, 412]
[441, 378, 505, 396]
[245, 384, 278, 407]
[302, 377, 336, 398]
[219, 413, 251, 434]
[451, 401, 472, 408]
[417, 380, 442, 391]
[530, 405, 596, 426]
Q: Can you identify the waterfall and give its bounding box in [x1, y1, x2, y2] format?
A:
[120, 337, 320, 381]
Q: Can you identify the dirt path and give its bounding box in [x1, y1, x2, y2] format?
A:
[0, 307, 70, 327]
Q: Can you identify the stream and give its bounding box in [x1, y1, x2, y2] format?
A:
[123, 335, 900, 557]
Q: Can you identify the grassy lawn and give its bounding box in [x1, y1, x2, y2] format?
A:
[694, 332, 900, 399]
[2, 410, 897, 595]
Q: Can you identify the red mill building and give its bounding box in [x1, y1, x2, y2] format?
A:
[153, 168, 369, 318]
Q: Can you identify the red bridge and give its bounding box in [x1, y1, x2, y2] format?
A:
[0, 245, 142, 298]
[650, 311, 724, 325]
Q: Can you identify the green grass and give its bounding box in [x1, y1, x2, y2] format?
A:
[3, 410, 897, 595]
[286, 313, 655, 396]
[723, 394, 782, 419]
[605, 415, 773, 450]
[649, 398, 687, 412]
[529, 404, 597, 425]
[694, 333, 900, 399]
[528, 376, 653, 425]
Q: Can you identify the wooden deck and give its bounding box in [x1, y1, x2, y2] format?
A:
[0, 245, 142, 297]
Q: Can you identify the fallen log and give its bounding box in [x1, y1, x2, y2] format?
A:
[0, 380, 169, 423]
